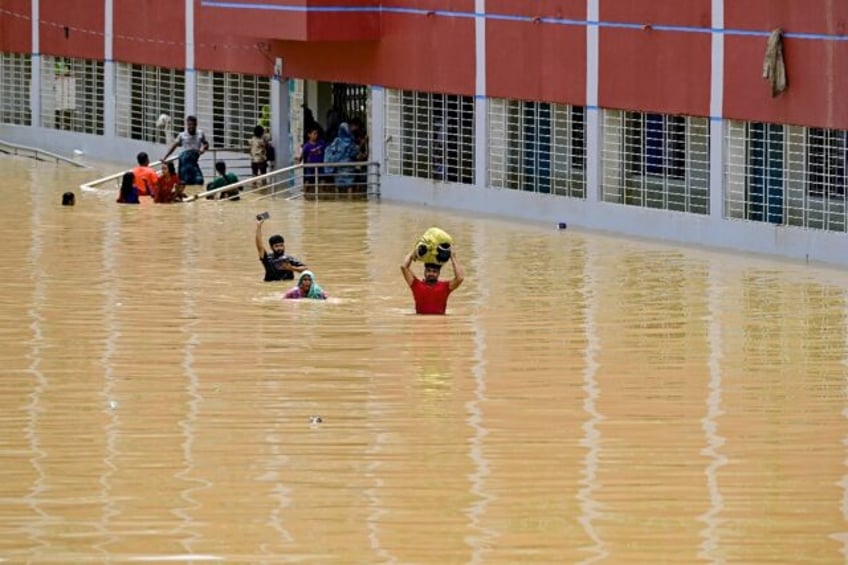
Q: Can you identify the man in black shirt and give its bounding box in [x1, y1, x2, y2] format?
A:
[255, 218, 307, 281]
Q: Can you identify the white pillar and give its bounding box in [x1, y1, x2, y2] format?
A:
[709, 0, 725, 219]
[184, 0, 196, 117]
[103, 0, 115, 136]
[270, 57, 290, 165]
[474, 0, 487, 189]
[30, 0, 41, 128]
[584, 0, 601, 202]
[370, 86, 385, 170]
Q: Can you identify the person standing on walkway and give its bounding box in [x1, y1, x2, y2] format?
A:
[162, 115, 209, 186]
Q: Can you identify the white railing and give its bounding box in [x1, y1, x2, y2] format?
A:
[0, 138, 88, 167]
[80, 159, 382, 202]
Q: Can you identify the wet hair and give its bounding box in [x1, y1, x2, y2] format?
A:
[61, 191, 75, 206]
[269, 234, 285, 246]
[136, 151, 149, 166]
[118, 171, 136, 202]
[253, 125, 265, 137]
[424, 263, 442, 271]
[215, 161, 227, 174]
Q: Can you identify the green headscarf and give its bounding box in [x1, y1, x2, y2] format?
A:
[297, 270, 326, 299]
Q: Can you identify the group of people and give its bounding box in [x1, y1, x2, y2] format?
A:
[296, 108, 369, 191]
[117, 152, 187, 204]
[116, 115, 273, 205]
[255, 217, 465, 313]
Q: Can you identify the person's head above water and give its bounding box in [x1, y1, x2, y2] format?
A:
[268, 234, 285, 255]
[423, 263, 442, 284]
[297, 270, 314, 294]
[62, 192, 75, 206]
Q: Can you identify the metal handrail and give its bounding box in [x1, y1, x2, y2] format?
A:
[188, 163, 302, 201]
[79, 156, 180, 192]
[0, 139, 89, 168]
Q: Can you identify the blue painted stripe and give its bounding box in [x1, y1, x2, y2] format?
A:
[199, 1, 848, 41]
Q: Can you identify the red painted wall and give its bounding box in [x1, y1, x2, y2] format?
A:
[0, 0, 31, 53]
[599, 0, 711, 116]
[198, 0, 308, 41]
[195, 35, 274, 76]
[269, 12, 475, 95]
[113, 0, 185, 68]
[724, 0, 848, 130]
[40, 1, 104, 60]
[486, 0, 586, 104]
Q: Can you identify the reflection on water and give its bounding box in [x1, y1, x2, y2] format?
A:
[2, 154, 848, 562]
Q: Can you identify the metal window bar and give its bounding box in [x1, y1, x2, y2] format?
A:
[488, 98, 586, 197]
[725, 121, 847, 232]
[40, 56, 104, 135]
[601, 109, 709, 214]
[385, 89, 475, 185]
[332, 83, 369, 123]
[115, 63, 185, 143]
[0, 52, 32, 126]
[197, 71, 271, 149]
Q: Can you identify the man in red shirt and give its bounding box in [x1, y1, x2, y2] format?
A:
[401, 249, 464, 315]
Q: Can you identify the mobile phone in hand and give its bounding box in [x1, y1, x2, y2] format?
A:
[256, 211, 270, 221]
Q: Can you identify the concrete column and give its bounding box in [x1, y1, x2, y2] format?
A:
[709, 0, 725, 218]
[270, 57, 290, 166]
[103, 0, 115, 137]
[370, 86, 385, 172]
[584, 0, 601, 202]
[30, 0, 41, 128]
[184, 0, 196, 117]
[474, 0, 487, 188]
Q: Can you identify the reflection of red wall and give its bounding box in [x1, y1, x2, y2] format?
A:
[486, 0, 585, 104]
[270, 12, 475, 95]
[114, 0, 184, 67]
[40, 1, 104, 60]
[599, 0, 711, 116]
[0, 0, 31, 53]
[724, 1, 848, 130]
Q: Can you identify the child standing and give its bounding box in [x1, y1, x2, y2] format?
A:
[249, 125, 272, 176]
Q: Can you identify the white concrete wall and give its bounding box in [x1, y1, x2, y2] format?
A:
[379, 173, 848, 267]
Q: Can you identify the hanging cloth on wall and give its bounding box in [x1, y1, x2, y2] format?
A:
[762, 28, 788, 97]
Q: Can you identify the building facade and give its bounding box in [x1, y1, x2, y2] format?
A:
[1, 1, 847, 265]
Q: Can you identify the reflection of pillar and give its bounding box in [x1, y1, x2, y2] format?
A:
[24, 183, 48, 549]
[96, 213, 120, 555]
[577, 236, 606, 564]
[30, 0, 41, 128]
[698, 257, 727, 561]
[466, 222, 497, 562]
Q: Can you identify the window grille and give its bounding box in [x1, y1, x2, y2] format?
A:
[0, 52, 31, 126]
[115, 63, 185, 144]
[602, 110, 709, 214]
[386, 89, 475, 184]
[40, 56, 104, 135]
[332, 82, 368, 124]
[197, 71, 270, 148]
[725, 121, 847, 232]
[488, 98, 585, 197]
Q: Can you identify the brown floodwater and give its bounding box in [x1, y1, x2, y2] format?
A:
[1, 154, 847, 563]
